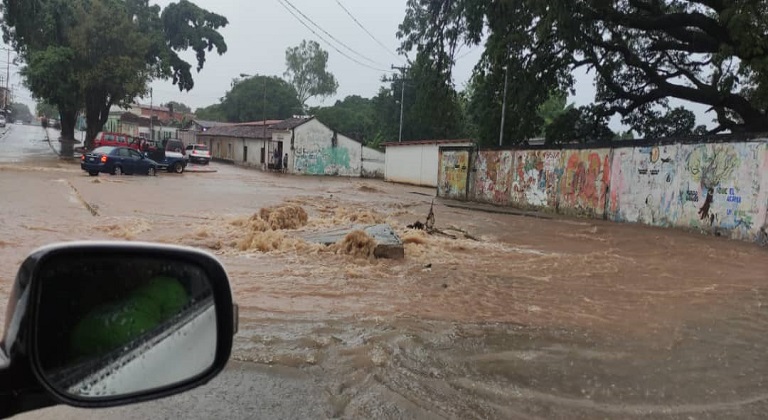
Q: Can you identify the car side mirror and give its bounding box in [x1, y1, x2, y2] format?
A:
[3, 242, 236, 411]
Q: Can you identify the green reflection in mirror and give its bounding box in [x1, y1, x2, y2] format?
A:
[70, 276, 190, 359]
[35, 254, 217, 398]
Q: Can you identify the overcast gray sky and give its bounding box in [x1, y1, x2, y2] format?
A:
[9, 0, 711, 130]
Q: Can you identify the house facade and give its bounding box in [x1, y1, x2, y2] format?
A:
[103, 109, 178, 141]
[179, 119, 234, 147]
[197, 117, 384, 178]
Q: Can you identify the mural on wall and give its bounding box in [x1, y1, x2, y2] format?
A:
[472, 151, 514, 204]
[438, 141, 768, 244]
[511, 150, 562, 209]
[438, 149, 470, 200]
[558, 149, 612, 217]
[676, 143, 766, 239]
[294, 146, 353, 176]
[609, 145, 680, 226]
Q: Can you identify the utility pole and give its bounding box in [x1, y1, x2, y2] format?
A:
[5, 48, 9, 112]
[150, 88, 154, 141]
[263, 77, 267, 140]
[499, 64, 509, 147]
[390, 65, 409, 143]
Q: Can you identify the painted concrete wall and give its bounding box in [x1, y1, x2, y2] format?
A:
[386, 141, 474, 187]
[362, 146, 385, 178]
[441, 140, 768, 244]
[610, 142, 768, 242]
[437, 149, 471, 200]
[293, 119, 384, 177]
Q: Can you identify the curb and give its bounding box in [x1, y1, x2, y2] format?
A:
[43, 127, 62, 157]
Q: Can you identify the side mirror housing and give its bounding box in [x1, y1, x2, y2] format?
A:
[0, 242, 236, 414]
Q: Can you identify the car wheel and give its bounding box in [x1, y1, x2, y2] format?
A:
[173, 162, 184, 174]
[88, 171, 99, 177]
[113, 165, 123, 176]
[148, 167, 156, 177]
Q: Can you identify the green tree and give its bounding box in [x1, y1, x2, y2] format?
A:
[8, 102, 33, 122]
[284, 40, 339, 111]
[311, 95, 375, 143]
[545, 105, 614, 145]
[625, 107, 708, 139]
[218, 75, 302, 122]
[194, 103, 225, 122]
[398, 0, 768, 137]
[35, 100, 58, 118]
[537, 92, 573, 132]
[372, 52, 467, 142]
[162, 101, 192, 115]
[2, 0, 228, 151]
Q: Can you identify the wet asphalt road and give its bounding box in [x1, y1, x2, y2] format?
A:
[2, 126, 768, 419]
[0, 123, 54, 164]
[0, 126, 329, 419]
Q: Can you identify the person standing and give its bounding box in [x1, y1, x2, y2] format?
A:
[282, 153, 288, 174]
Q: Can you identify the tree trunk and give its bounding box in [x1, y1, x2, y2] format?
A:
[84, 93, 111, 150]
[59, 108, 77, 159]
[85, 115, 101, 150]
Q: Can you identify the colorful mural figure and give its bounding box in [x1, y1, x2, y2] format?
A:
[559, 150, 611, 217]
[685, 145, 739, 225]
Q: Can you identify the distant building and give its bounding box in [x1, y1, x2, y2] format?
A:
[385, 139, 475, 187]
[103, 110, 178, 141]
[179, 119, 234, 147]
[197, 117, 384, 178]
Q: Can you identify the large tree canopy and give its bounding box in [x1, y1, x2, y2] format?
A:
[398, 0, 768, 142]
[2, 0, 228, 150]
[284, 40, 338, 111]
[216, 75, 302, 123]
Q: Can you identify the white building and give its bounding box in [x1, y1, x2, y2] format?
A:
[385, 139, 474, 187]
[197, 117, 384, 178]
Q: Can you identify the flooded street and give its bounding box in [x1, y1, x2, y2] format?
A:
[3, 126, 768, 418]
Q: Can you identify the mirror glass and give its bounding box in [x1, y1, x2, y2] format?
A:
[35, 254, 217, 399]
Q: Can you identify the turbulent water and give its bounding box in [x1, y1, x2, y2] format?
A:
[2, 127, 768, 418]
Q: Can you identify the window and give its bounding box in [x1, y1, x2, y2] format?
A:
[118, 148, 131, 158]
[129, 150, 143, 159]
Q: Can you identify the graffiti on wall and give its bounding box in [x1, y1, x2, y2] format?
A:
[677, 143, 763, 238]
[511, 150, 562, 208]
[294, 147, 352, 176]
[559, 150, 611, 216]
[472, 151, 513, 204]
[438, 141, 768, 244]
[609, 145, 679, 226]
[438, 149, 470, 200]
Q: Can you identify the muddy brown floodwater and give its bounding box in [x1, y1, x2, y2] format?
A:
[1, 141, 767, 418]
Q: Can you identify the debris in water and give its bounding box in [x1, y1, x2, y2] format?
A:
[332, 230, 377, 259]
[259, 205, 308, 230]
[407, 221, 426, 230]
[91, 178, 101, 184]
[402, 231, 429, 245]
[358, 184, 382, 193]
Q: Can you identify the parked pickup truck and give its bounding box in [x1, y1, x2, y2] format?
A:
[145, 148, 187, 174]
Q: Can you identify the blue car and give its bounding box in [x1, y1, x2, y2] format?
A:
[81, 146, 159, 176]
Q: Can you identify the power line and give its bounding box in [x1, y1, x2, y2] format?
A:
[332, 0, 402, 62]
[276, 0, 392, 73]
[455, 46, 480, 62]
[279, 0, 387, 69]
